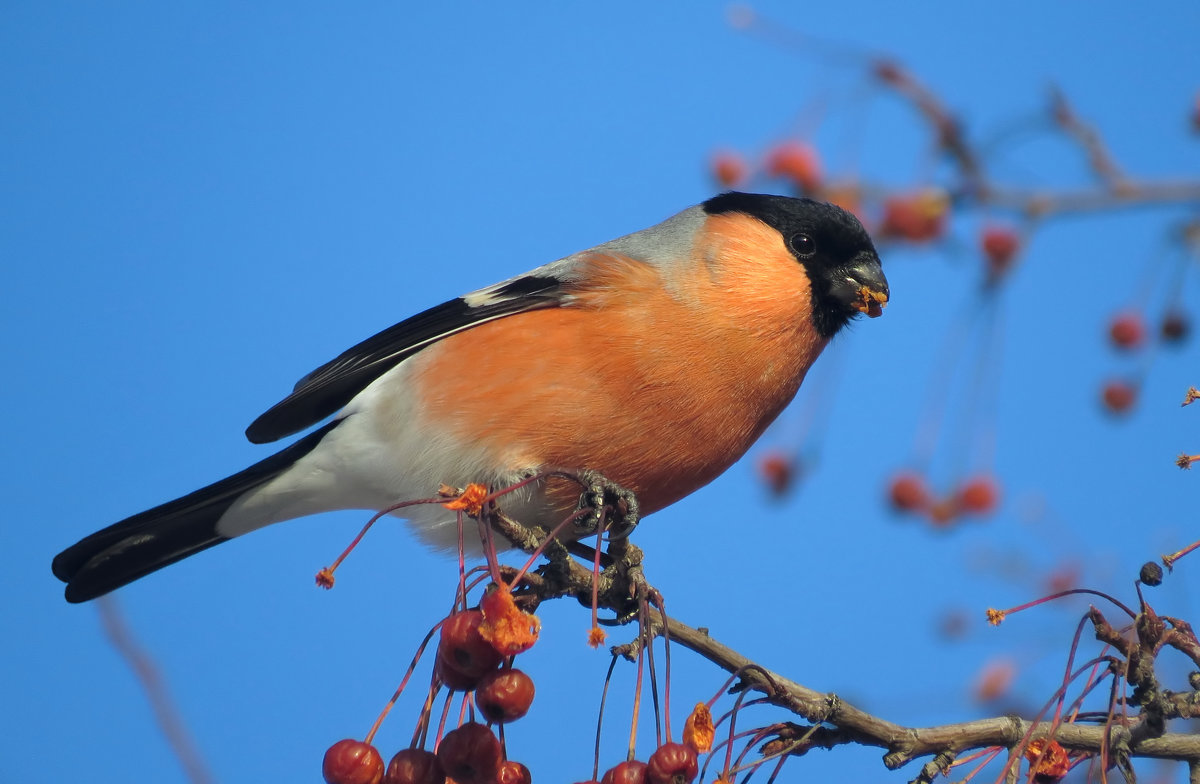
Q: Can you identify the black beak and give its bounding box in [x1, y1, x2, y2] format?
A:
[830, 252, 889, 318]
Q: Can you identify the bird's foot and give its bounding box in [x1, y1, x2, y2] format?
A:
[568, 469, 640, 541]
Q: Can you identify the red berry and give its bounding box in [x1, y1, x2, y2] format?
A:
[383, 748, 445, 784]
[1108, 312, 1145, 350]
[435, 655, 483, 691]
[475, 668, 535, 724]
[980, 225, 1020, 281]
[323, 739, 385, 784]
[879, 191, 948, 243]
[436, 723, 502, 784]
[974, 658, 1016, 703]
[497, 760, 532, 784]
[1045, 563, 1081, 594]
[437, 610, 503, 681]
[824, 184, 864, 222]
[710, 152, 747, 188]
[764, 141, 822, 193]
[1102, 380, 1137, 414]
[957, 476, 999, 515]
[1162, 310, 1190, 343]
[888, 473, 929, 513]
[645, 743, 698, 784]
[601, 760, 648, 784]
[758, 451, 796, 497]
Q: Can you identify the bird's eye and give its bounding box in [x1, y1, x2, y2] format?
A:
[789, 232, 817, 258]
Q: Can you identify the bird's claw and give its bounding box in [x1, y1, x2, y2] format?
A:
[573, 470, 640, 541]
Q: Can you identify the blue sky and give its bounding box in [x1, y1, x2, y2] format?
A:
[4, 3, 1199, 782]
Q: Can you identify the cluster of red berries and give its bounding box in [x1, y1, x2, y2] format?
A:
[877, 189, 950, 244]
[586, 743, 700, 784]
[1101, 310, 1189, 415]
[888, 471, 999, 526]
[322, 603, 536, 784]
[713, 143, 958, 247]
[712, 141, 823, 195]
[323, 724, 530, 784]
[712, 143, 1036, 287]
[582, 702, 711, 784]
[1108, 310, 1189, 351]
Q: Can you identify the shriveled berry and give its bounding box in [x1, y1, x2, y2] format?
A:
[437, 722, 501, 784]
[437, 610, 503, 680]
[497, 760, 532, 784]
[645, 743, 698, 784]
[1140, 561, 1164, 587]
[323, 739, 385, 784]
[888, 473, 929, 513]
[601, 760, 648, 784]
[475, 668, 535, 723]
[1162, 310, 1190, 343]
[384, 748, 445, 784]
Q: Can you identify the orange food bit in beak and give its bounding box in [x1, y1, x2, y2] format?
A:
[855, 286, 888, 318]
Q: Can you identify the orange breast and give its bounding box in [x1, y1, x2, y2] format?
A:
[410, 213, 828, 519]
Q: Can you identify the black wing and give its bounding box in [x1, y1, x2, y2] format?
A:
[245, 274, 567, 443]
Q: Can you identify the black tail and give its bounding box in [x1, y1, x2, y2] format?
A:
[52, 422, 337, 603]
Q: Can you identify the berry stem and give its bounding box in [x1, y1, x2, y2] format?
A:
[627, 628, 646, 760]
[593, 654, 620, 778]
[948, 746, 1004, 782]
[475, 508, 505, 587]
[413, 678, 440, 750]
[656, 595, 674, 743]
[697, 719, 779, 783]
[432, 682, 455, 750]
[640, 602, 664, 747]
[365, 618, 445, 745]
[507, 507, 592, 586]
[1163, 538, 1200, 570]
[990, 587, 1136, 622]
[460, 691, 473, 726]
[590, 526, 604, 640]
[456, 507, 467, 607]
[318, 497, 446, 587]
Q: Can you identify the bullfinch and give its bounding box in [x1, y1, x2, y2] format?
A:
[53, 192, 888, 603]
